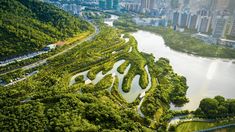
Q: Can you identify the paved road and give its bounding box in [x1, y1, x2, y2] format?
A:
[0, 24, 99, 76]
[137, 97, 145, 118]
[4, 71, 39, 87]
[167, 115, 215, 131]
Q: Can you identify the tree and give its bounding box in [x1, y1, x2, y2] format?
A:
[214, 96, 225, 104]
[229, 100, 235, 114]
[199, 98, 219, 118]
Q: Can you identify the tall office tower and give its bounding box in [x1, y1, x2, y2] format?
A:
[113, 0, 120, 10]
[99, 0, 106, 9]
[106, 0, 113, 9]
[212, 16, 227, 38]
[229, 16, 235, 37]
[172, 11, 180, 26]
[187, 14, 198, 29]
[197, 16, 211, 33]
[179, 12, 189, 27]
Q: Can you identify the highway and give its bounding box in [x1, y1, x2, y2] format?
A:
[0, 24, 99, 76]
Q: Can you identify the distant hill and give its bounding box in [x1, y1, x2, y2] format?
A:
[0, 0, 92, 60]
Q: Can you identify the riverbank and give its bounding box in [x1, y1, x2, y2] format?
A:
[141, 26, 235, 59]
[114, 17, 235, 59]
[65, 24, 190, 130]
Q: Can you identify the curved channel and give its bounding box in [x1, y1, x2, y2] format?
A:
[132, 30, 235, 110]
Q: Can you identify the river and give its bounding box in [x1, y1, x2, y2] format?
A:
[105, 15, 235, 110]
[132, 30, 235, 110]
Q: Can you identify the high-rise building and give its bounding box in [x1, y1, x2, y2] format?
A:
[149, 0, 155, 10]
[229, 16, 235, 37]
[216, 0, 229, 11]
[205, 0, 225, 12]
[187, 14, 198, 29]
[179, 12, 189, 27]
[124, 3, 141, 12]
[197, 9, 209, 17]
[183, 0, 190, 7]
[141, 0, 148, 9]
[106, 0, 113, 9]
[172, 11, 180, 26]
[113, 0, 120, 10]
[208, 0, 217, 12]
[141, 0, 155, 11]
[212, 16, 227, 38]
[228, 0, 235, 12]
[197, 16, 211, 33]
[99, 0, 106, 9]
[170, 0, 179, 9]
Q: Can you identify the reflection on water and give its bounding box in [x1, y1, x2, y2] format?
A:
[206, 61, 218, 80]
[70, 60, 152, 103]
[132, 30, 235, 110]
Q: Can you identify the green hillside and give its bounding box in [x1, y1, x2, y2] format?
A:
[0, 0, 92, 60]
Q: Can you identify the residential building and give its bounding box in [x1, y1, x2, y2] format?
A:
[197, 16, 211, 33]
[141, 0, 155, 11]
[170, 0, 179, 9]
[172, 11, 179, 26]
[141, 0, 148, 9]
[133, 17, 168, 27]
[179, 12, 189, 27]
[187, 14, 198, 29]
[125, 3, 141, 12]
[216, 0, 229, 11]
[149, 0, 155, 10]
[229, 16, 235, 37]
[113, 0, 120, 10]
[197, 9, 209, 16]
[99, 0, 106, 9]
[208, 0, 217, 12]
[183, 0, 190, 7]
[106, 0, 113, 9]
[212, 16, 227, 38]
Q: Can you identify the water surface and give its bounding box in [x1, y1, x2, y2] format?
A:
[132, 30, 235, 110]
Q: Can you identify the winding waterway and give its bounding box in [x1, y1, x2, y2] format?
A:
[132, 30, 235, 110]
[70, 59, 152, 103]
[105, 15, 235, 110]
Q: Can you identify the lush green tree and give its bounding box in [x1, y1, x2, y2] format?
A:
[199, 98, 219, 117]
[229, 100, 235, 114]
[0, 0, 92, 60]
[196, 97, 235, 118]
[215, 96, 225, 104]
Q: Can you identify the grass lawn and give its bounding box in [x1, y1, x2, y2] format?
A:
[64, 31, 92, 45]
[176, 121, 235, 132]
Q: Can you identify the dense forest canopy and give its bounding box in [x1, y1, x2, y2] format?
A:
[0, 0, 92, 60]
